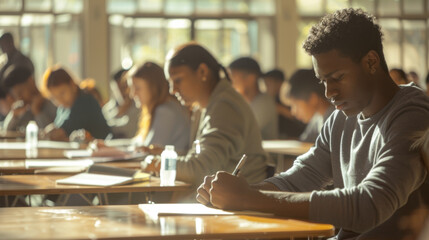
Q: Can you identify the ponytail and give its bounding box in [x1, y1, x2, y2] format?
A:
[219, 64, 231, 82]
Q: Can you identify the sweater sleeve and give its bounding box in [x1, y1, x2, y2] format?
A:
[309, 108, 428, 233]
[175, 99, 246, 186]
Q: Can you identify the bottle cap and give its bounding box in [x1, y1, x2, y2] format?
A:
[165, 145, 175, 151]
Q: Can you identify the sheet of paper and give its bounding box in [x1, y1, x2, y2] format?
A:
[139, 203, 273, 217]
[56, 173, 132, 186]
[64, 150, 93, 158]
[0, 141, 80, 149]
[25, 159, 94, 168]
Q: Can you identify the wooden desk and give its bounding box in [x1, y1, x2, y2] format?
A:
[0, 174, 189, 196]
[262, 140, 313, 156]
[0, 205, 335, 239]
[0, 148, 69, 160]
[0, 160, 142, 175]
[0, 130, 24, 139]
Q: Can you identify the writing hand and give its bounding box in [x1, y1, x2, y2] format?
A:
[196, 174, 215, 206]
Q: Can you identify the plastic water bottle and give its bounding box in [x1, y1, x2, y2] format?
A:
[26, 120, 38, 158]
[160, 145, 177, 186]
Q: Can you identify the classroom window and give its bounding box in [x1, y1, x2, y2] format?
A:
[107, 0, 276, 75]
[0, 0, 83, 83]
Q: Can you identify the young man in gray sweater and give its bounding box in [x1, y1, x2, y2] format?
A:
[197, 8, 429, 240]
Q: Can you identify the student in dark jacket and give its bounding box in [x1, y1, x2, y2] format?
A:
[41, 66, 111, 141]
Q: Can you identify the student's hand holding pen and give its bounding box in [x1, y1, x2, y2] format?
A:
[196, 174, 215, 206]
[197, 171, 253, 210]
[196, 154, 254, 210]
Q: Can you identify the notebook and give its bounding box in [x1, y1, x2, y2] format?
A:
[56, 165, 151, 186]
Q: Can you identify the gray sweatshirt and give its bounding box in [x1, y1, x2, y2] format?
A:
[266, 84, 429, 237]
[176, 79, 268, 186]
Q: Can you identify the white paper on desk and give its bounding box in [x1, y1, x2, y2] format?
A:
[25, 159, 94, 168]
[139, 203, 273, 217]
[56, 173, 133, 186]
[64, 150, 93, 158]
[38, 141, 80, 149]
[0, 141, 80, 149]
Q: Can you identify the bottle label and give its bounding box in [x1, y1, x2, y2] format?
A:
[164, 158, 176, 170]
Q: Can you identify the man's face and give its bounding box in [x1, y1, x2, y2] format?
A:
[312, 49, 374, 117]
[229, 69, 257, 95]
[289, 96, 316, 123]
[48, 83, 77, 108]
[10, 78, 35, 104]
[263, 77, 282, 97]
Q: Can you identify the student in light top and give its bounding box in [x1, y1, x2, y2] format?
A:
[197, 8, 429, 239]
[127, 62, 190, 152]
[228, 57, 278, 140]
[41, 66, 111, 141]
[280, 69, 334, 143]
[2, 65, 56, 131]
[143, 43, 267, 187]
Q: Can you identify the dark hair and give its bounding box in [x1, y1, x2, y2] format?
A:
[2, 65, 32, 90]
[0, 87, 7, 99]
[112, 69, 127, 83]
[229, 57, 261, 76]
[426, 73, 429, 84]
[390, 68, 407, 81]
[303, 8, 388, 73]
[0, 32, 13, 43]
[43, 67, 75, 89]
[167, 43, 230, 82]
[263, 69, 285, 82]
[288, 69, 325, 100]
[129, 61, 169, 105]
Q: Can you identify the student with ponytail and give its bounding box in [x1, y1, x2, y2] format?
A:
[144, 42, 268, 187]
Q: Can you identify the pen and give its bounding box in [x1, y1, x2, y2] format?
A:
[232, 154, 247, 176]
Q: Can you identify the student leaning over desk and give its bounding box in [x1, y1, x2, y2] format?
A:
[143, 42, 268, 187]
[41, 66, 111, 141]
[197, 8, 429, 240]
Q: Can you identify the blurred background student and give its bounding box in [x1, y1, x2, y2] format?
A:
[41, 66, 111, 141]
[79, 78, 105, 107]
[389, 68, 409, 85]
[280, 69, 334, 143]
[103, 69, 140, 139]
[128, 62, 190, 152]
[262, 69, 306, 139]
[142, 43, 267, 189]
[0, 87, 13, 124]
[2, 65, 56, 131]
[228, 57, 278, 140]
[0, 33, 34, 82]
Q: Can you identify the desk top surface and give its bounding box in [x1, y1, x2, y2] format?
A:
[0, 205, 335, 240]
[0, 174, 190, 195]
[0, 159, 142, 174]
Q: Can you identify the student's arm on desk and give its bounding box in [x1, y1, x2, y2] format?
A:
[197, 171, 310, 220]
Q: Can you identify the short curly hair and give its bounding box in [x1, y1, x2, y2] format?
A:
[303, 8, 388, 73]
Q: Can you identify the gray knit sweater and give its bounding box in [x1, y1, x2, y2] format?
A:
[266, 83, 429, 238]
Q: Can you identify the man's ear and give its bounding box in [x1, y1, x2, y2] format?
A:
[362, 50, 380, 74]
